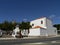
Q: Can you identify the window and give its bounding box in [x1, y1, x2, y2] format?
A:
[41, 20, 43, 24]
[32, 24, 34, 26]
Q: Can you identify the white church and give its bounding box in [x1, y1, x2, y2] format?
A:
[28, 17, 57, 36]
[12, 17, 57, 37]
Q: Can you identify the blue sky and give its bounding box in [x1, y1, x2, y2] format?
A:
[0, 0, 60, 24]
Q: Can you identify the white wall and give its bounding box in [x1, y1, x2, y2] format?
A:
[28, 28, 40, 36]
[30, 17, 47, 28]
[28, 28, 48, 36]
[12, 27, 20, 37]
[46, 19, 57, 36]
[46, 27, 57, 36]
[40, 28, 48, 36]
[46, 19, 53, 28]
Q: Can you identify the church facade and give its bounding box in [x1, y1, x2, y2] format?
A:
[28, 17, 57, 36]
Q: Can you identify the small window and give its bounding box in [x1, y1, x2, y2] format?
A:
[32, 24, 34, 26]
[41, 21, 43, 24]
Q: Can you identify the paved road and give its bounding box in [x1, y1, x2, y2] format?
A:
[0, 37, 60, 45]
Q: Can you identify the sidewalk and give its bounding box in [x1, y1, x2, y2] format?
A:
[0, 35, 60, 40]
[23, 35, 60, 39]
[47, 35, 60, 38]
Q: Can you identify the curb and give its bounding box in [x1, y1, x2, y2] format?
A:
[0, 38, 17, 40]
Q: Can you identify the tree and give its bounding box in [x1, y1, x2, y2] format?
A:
[19, 21, 32, 37]
[53, 24, 60, 30]
[1, 21, 9, 31]
[53, 24, 60, 34]
[0, 21, 17, 35]
[19, 21, 31, 30]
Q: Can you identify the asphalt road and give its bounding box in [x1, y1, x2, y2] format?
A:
[0, 37, 60, 45]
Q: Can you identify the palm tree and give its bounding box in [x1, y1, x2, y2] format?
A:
[19, 21, 32, 36]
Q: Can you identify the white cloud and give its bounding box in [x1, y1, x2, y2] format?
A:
[23, 18, 27, 21]
[49, 14, 56, 19]
[48, 14, 60, 20]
